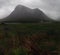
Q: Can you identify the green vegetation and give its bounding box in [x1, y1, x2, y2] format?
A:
[0, 23, 60, 55]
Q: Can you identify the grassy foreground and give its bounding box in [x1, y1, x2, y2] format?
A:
[0, 23, 60, 55]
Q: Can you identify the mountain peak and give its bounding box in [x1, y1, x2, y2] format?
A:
[16, 5, 25, 8]
[1, 4, 53, 23]
[15, 5, 30, 10]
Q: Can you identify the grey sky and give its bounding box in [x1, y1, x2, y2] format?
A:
[0, 0, 60, 20]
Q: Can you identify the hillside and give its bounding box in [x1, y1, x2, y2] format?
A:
[0, 5, 53, 23]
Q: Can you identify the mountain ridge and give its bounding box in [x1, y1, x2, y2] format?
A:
[0, 5, 54, 23]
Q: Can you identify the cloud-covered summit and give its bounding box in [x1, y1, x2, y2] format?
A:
[1, 5, 53, 23]
[0, 0, 60, 20]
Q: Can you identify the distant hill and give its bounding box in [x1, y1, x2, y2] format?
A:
[0, 5, 54, 23]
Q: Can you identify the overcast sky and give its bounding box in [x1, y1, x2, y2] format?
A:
[0, 0, 60, 20]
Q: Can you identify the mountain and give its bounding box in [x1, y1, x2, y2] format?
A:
[1, 5, 53, 23]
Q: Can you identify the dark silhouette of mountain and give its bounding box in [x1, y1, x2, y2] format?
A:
[1, 5, 54, 23]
